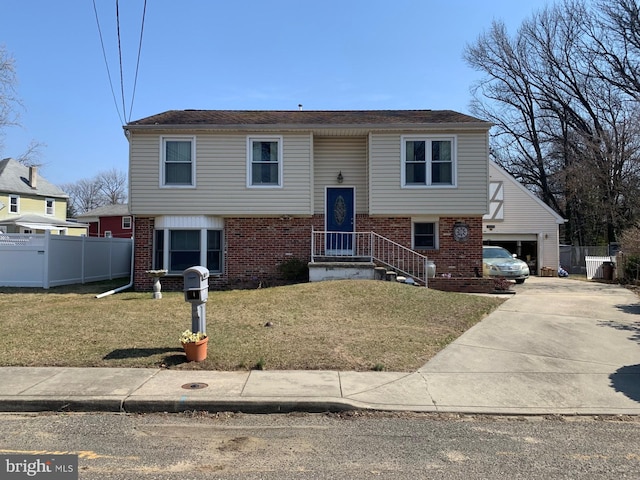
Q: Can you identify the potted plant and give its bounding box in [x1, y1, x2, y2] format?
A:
[493, 277, 515, 294]
[180, 329, 208, 362]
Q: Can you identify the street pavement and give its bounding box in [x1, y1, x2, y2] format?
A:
[1, 276, 639, 415]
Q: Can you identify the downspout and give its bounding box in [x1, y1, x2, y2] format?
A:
[96, 236, 135, 298]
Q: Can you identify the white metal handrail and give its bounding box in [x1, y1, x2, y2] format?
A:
[311, 229, 429, 285]
[371, 232, 429, 285]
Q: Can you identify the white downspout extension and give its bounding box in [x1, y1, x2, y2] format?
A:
[96, 236, 135, 298]
[538, 232, 544, 276]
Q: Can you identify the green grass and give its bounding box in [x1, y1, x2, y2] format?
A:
[0, 279, 505, 372]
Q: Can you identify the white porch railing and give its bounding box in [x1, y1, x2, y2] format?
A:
[311, 230, 430, 285]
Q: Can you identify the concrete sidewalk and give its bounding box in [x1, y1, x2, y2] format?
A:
[1, 277, 639, 415]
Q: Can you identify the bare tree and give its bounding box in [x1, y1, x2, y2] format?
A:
[464, 0, 640, 246]
[14, 140, 46, 167]
[61, 169, 128, 215]
[592, 0, 640, 99]
[97, 168, 127, 205]
[0, 45, 46, 165]
[61, 177, 104, 215]
[0, 45, 21, 153]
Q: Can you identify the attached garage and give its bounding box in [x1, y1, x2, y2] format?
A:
[483, 162, 565, 276]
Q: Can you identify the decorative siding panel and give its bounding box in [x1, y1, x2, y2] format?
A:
[486, 163, 561, 233]
[313, 137, 368, 214]
[129, 132, 313, 216]
[369, 132, 489, 215]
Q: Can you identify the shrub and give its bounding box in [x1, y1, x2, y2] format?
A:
[277, 257, 309, 282]
[623, 255, 640, 283]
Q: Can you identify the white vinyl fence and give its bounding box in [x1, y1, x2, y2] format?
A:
[585, 256, 615, 280]
[0, 232, 132, 288]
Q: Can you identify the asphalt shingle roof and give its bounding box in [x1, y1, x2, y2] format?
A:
[0, 158, 68, 198]
[76, 204, 130, 218]
[127, 109, 489, 127]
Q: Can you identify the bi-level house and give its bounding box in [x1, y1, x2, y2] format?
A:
[0, 158, 87, 235]
[125, 110, 492, 292]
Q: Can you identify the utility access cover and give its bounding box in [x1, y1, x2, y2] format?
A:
[181, 382, 208, 390]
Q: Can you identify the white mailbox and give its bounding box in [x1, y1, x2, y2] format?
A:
[183, 266, 209, 304]
[183, 266, 209, 335]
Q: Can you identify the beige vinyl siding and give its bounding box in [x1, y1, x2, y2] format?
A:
[484, 162, 564, 271]
[369, 131, 489, 216]
[129, 132, 313, 216]
[313, 137, 368, 214]
[486, 163, 562, 235]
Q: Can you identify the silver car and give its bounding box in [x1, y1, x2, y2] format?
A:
[482, 246, 530, 284]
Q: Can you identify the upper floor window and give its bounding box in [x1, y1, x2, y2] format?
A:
[9, 195, 19, 214]
[247, 136, 282, 187]
[402, 136, 456, 187]
[45, 198, 54, 216]
[122, 216, 132, 229]
[162, 136, 195, 187]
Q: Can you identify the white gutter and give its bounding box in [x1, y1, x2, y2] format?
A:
[96, 237, 135, 298]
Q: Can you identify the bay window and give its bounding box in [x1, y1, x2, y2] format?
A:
[154, 229, 223, 274]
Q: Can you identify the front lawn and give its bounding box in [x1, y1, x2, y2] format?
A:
[0, 279, 504, 371]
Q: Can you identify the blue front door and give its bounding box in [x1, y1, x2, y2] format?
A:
[326, 187, 355, 254]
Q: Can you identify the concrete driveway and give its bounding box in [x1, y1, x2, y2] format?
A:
[418, 276, 640, 414]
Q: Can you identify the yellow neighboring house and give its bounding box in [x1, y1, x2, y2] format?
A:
[0, 158, 88, 236]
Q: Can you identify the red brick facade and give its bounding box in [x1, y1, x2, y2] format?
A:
[133, 215, 484, 292]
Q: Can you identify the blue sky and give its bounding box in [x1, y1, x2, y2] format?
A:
[2, 0, 550, 186]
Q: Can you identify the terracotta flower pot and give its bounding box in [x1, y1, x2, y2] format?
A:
[182, 336, 208, 362]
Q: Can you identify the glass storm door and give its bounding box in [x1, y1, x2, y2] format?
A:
[326, 187, 355, 255]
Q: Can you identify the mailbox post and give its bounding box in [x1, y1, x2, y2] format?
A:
[183, 266, 209, 334]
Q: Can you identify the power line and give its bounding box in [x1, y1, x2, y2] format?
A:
[115, 0, 127, 125]
[128, 0, 147, 123]
[93, 0, 147, 125]
[92, 0, 124, 125]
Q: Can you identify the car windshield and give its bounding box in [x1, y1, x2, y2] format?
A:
[483, 247, 514, 259]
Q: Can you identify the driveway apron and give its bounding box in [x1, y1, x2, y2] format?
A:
[418, 276, 640, 414]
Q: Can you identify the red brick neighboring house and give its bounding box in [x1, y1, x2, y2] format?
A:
[76, 204, 133, 238]
[124, 110, 492, 292]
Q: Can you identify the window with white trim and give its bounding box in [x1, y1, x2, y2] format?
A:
[45, 198, 54, 216]
[154, 229, 223, 274]
[122, 216, 132, 229]
[402, 136, 456, 187]
[247, 136, 282, 187]
[9, 195, 19, 214]
[161, 136, 195, 186]
[413, 222, 437, 250]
